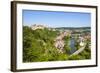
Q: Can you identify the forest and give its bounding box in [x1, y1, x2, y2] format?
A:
[23, 26, 91, 63]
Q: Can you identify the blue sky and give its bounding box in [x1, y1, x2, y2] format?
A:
[23, 10, 91, 28]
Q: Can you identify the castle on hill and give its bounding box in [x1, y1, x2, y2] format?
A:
[31, 24, 47, 30]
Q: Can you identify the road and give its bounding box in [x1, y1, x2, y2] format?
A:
[69, 44, 86, 57]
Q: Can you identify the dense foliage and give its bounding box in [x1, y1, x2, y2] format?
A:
[23, 26, 91, 62]
[23, 26, 68, 62]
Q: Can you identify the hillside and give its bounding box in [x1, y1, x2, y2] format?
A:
[23, 26, 91, 62]
[54, 27, 91, 30]
[23, 26, 68, 62]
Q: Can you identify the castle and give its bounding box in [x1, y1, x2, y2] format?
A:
[31, 24, 47, 30]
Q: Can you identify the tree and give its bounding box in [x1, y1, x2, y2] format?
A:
[23, 26, 68, 62]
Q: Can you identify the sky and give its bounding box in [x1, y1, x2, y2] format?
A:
[23, 10, 91, 28]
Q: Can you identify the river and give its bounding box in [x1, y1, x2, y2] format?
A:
[69, 38, 77, 54]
